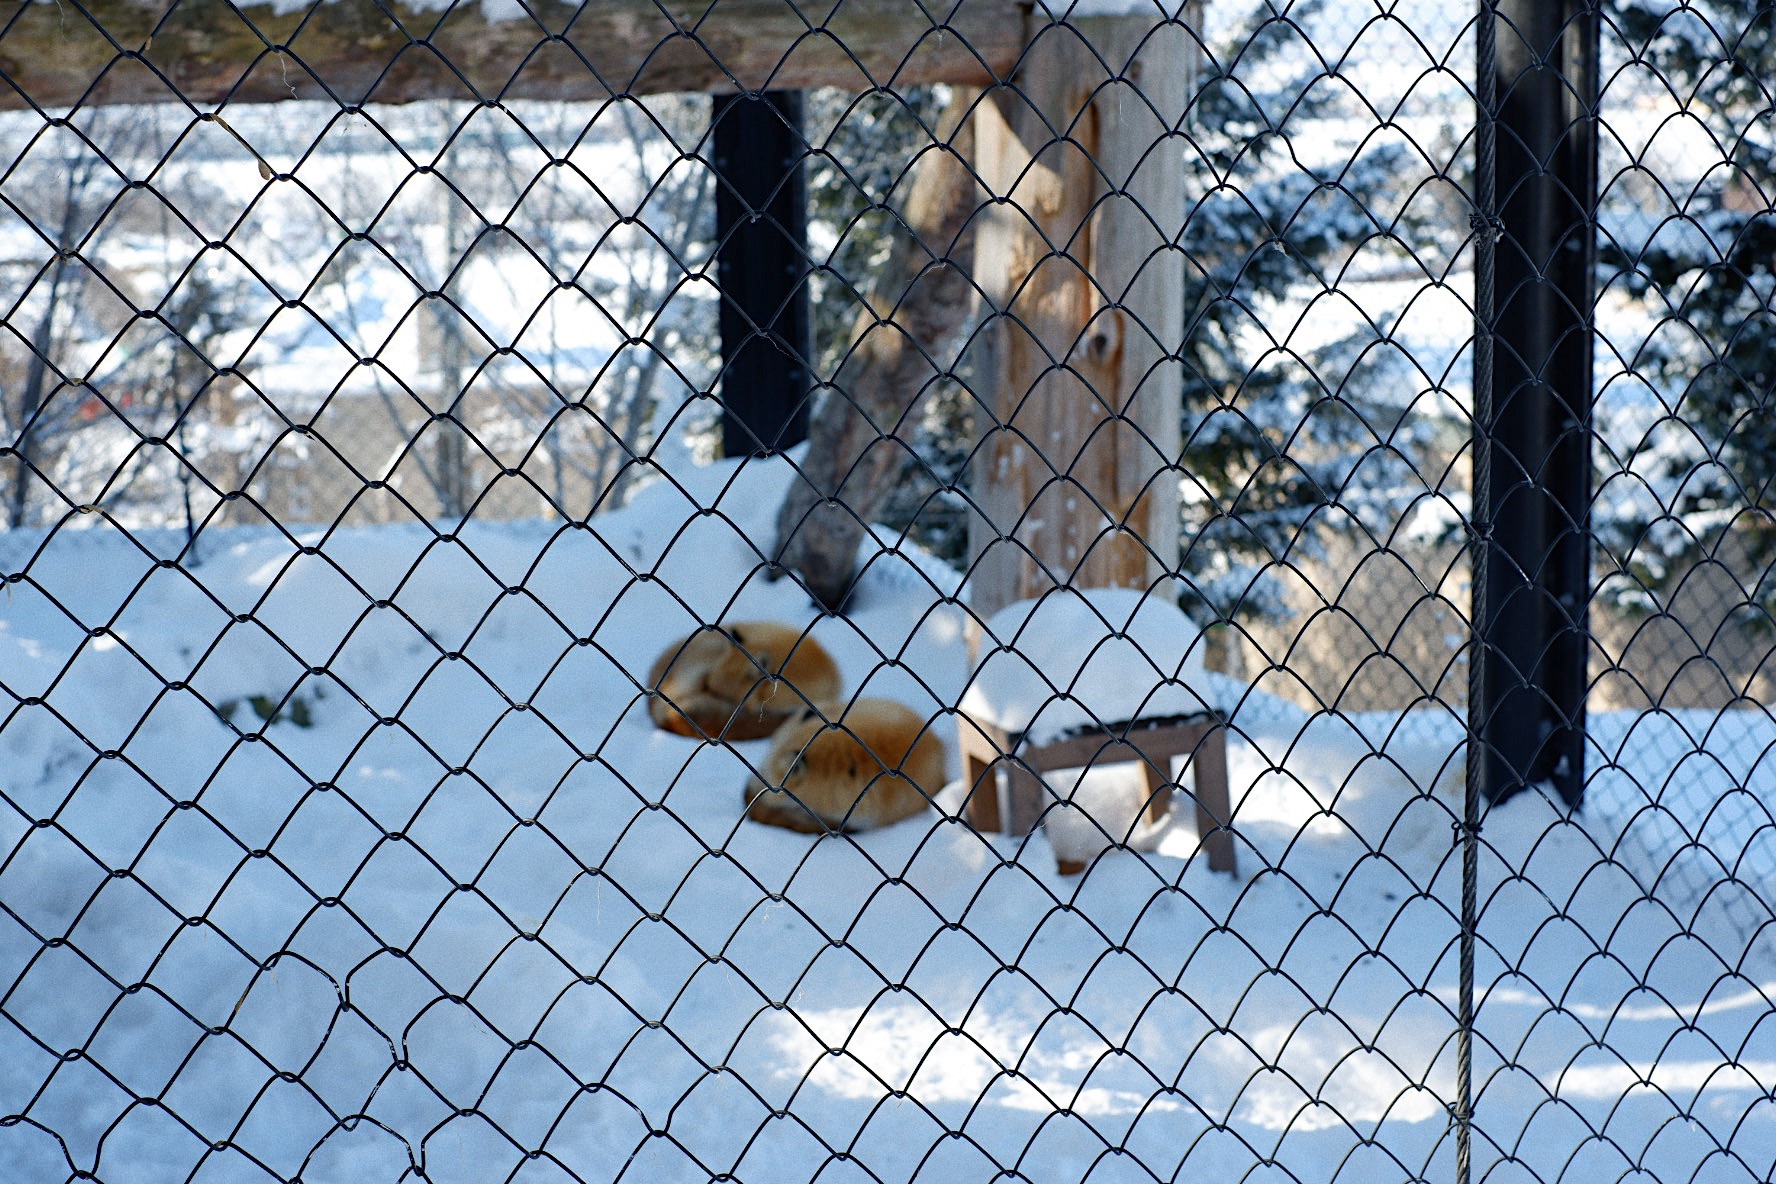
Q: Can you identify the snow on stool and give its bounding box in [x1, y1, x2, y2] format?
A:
[957, 588, 1237, 875]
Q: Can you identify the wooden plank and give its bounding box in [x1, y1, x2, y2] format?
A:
[0, 0, 1025, 110]
[965, 12, 1194, 620]
[1022, 721, 1198, 773]
[1137, 753, 1172, 827]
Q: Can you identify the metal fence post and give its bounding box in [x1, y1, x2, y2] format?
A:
[1473, 0, 1600, 809]
[712, 91, 813, 458]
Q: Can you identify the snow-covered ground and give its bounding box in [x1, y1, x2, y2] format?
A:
[3, 454, 1774, 1183]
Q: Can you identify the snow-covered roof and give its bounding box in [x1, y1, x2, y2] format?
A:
[961, 586, 1226, 742]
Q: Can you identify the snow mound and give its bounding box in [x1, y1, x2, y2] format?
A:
[6, 461, 1776, 1184]
[1585, 708, 1776, 930]
[961, 587, 1223, 743]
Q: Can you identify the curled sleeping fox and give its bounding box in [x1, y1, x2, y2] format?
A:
[745, 698, 947, 833]
[648, 622, 842, 741]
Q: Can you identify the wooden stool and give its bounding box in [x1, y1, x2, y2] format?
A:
[957, 711, 1237, 875]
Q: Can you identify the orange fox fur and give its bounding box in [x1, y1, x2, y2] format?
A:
[744, 698, 947, 833]
[647, 623, 842, 741]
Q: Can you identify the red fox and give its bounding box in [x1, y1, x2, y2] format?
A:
[745, 698, 947, 833]
[648, 623, 842, 741]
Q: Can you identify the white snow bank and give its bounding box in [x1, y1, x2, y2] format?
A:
[1585, 708, 1776, 930]
[4, 453, 1776, 1184]
[962, 586, 1223, 742]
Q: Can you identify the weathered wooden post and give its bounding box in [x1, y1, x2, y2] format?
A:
[770, 93, 985, 608]
[966, 6, 1197, 620]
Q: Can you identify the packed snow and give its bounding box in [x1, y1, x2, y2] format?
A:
[962, 589, 1220, 743]
[3, 453, 1775, 1184]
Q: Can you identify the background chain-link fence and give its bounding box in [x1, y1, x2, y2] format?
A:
[3, 1, 1774, 1181]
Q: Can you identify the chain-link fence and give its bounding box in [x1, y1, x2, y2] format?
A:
[3, 2, 1774, 1182]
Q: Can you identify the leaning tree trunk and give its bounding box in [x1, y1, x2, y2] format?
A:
[771, 92, 982, 609]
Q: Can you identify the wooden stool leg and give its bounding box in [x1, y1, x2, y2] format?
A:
[1139, 753, 1173, 827]
[958, 715, 1009, 834]
[1192, 725, 1237, 875]
[1004, 760, 1048, 837]
[964, 749, 1002, 833]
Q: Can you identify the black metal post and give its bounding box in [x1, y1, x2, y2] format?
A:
[1472, 1, 1600, 808]
[712, 91, 813, 458]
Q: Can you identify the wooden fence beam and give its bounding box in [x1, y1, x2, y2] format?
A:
[0, 0, 1024, 110]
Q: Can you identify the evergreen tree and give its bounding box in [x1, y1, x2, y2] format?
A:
[797, 3, 1457, 620]
[1174, 0, 1453, 619]
[1600, 0, 1776, 610]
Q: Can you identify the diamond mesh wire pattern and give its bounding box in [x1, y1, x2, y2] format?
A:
[2, 2, 1774, 1183]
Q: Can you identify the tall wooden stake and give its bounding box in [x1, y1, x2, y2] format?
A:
[966, 13, 1194, 621]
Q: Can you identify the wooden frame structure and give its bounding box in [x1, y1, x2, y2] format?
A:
[958, 711, 1237, 875]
